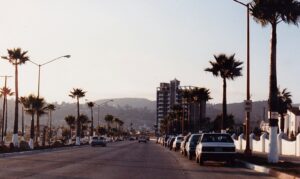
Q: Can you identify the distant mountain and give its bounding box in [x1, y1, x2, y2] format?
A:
[3, 98, 297, 132]
[95, 98, 156, 111]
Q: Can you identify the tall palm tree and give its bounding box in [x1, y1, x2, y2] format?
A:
[250, 0, 300, 163]
[69, 88, 86, 145]
[277, 88, 292, 133]
[64, 115, 76, 140]
[46, 104, 56, 145]
[104, 114, 114, 136]
[1, 48, 29, 146]
[205, 54, 243, 131]
[0, 87, 14, 143]
[87, 102, 95, 138]
[19, 96, 26, 141]
[181, 88, 193, 132]
[191, 87, 212, 131]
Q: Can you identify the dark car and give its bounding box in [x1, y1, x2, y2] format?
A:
[91, 136, 107, 147]
[138, 136, 147, 143]
[185, 134, 202, 160]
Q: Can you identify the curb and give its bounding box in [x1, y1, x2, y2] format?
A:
[238, 159, 300, 179]
[0, 145, 89, 158]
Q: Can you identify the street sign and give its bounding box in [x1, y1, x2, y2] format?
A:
[244, 100, 252, 112]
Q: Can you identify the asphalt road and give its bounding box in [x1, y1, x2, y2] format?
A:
[0, 140, 275, 179]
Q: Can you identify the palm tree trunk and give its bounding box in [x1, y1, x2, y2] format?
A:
[49, 111, 52, 145]
[36, 114, 40, 145]
[222, 77, 227, 131]
[12, 63, 19, 146]
[280, 113, 284, 132]
[76, 97, 80, 145]
[21, 106, 24, 140]
[4, 97, 8, 141]
[268, 22, 279, 163]
[1, 95, 6, 143]
[29, 114, 35, 149]
[90, 108, 94, 137]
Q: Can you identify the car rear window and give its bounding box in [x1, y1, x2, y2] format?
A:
[177, 137, 183, 140]
[201, 134, 233, 143]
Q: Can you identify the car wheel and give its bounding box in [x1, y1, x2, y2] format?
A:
[227, 159, 235, 166]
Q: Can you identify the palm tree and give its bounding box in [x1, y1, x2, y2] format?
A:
[0, 87, 14, 143]
[277, 88, 292, 133]
[104, 114, 114, 136]
[250, 0, 300, 163]
[19, 96, 26, 141]
[87, 102, 95, 138]
[46, 104, 56, 145]
[205, 54, 243, 131]
[21, 94, 37, 149]
[170, 104, 182, 134]
[65, 115, 76, 140]
[78, 114, 90, 138]
[69, 88, 86, 145]
[181, 88, 193, 132]
[1, 48, 29, 146]
[192, 87, 212, 131]
[35, 97, 47, 145]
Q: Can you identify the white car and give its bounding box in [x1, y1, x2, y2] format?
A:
[195, 133, 236, 166]
[172, 136, 183, 151]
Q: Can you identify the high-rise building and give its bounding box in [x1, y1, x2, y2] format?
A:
[157, 79, 206, 133]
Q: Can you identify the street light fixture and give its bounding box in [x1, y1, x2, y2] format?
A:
[233, 0, 252, 156]
[29, 55, 71, 97]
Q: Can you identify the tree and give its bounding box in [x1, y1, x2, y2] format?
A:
[181, 88, 193, 132]
[46, 104, 56, 146]
[78, 114, 90, 138]
[64, 115, 76, 139]
[35, 97, 47, 145]
[69, 88, 86, 145]
[0, 87, 14, 143]
[21, 94, 45, 149]
[104, 114, 114, 136]
[191, 87, 212, 131]
[250, 0, 300, 163]
[277, 88, 292, 132]
[87, 102, 95, 138]
[1, 48, 29, 147]
[205, 54, 243, 131]
[213, 114, 235, 132]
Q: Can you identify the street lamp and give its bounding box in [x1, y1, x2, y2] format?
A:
[97, 99, 114, 126]
[29, 55, 71, 97]
[29, 55, 70, 143]
[233, 0, 252, 156]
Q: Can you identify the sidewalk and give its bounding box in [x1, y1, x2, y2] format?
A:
[237, 151, 300, 179]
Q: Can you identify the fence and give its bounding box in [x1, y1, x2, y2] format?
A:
[232, 132, 300, 156]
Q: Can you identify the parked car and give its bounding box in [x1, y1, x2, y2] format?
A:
[138, 136, 147, 143]
[180, 134, 191, 155]
[129, 136, 135, 141]
[185, 134, 202, 160]
[172, 136, 183, 151]
[195, 133, 236, 166]
[91, 136, 107, 147]
[168, 137, 176, 150]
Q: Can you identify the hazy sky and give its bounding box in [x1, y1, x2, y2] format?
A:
[0, 0, 299, 104]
